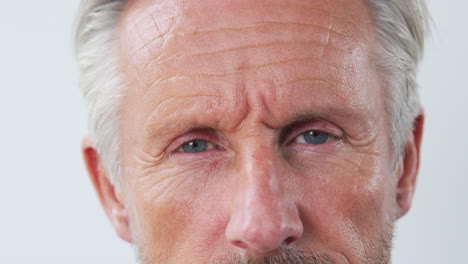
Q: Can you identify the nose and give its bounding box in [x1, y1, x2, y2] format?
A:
[225, 148, 303, 255]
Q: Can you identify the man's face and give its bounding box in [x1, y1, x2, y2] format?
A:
[89, 0, 420, 263]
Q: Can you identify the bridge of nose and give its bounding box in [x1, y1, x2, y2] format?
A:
[225, 141, 304, 254]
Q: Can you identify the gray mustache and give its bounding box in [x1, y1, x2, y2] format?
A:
[214, 248, 334, 264]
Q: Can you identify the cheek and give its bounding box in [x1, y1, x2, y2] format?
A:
[126, 179, 191, 262]
[291, 150, 394, 258]
[124, 157, 231, 262]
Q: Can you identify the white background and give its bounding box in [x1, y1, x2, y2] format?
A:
[0, 1, 466, 263]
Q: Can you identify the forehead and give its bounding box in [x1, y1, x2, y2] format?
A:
[117, 0, 381, 133]
[120, 0, 374, 71]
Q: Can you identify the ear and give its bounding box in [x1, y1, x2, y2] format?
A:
[82, 136, 132, 242]
[395, 108, 424, 219]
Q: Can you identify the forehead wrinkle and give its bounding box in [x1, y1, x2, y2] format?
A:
[126, 23, 178, 68]
[176, 0, 366, 37]
[178, 2, 368, 42]
[140, 75, 250, 139]
[141, 32, 325, 73]
[138, 23, 332, 76]
[142, 15, 363, 66]
[160, 43, 356, 83]
[140, 71, 240, 101]
[272, 2, 368, 37]
[140, 23, 356, 74]
[198, 58, 321, 77]
[164, 59, 349, 79]
[142, 94, 224, 137]
[140, 32, 369, 88]
[140, 42, 352, 88]
[139, 56, 322, 96]
[125, 1, 369, 70]
[121, 0, 374, 91]
[245, 74, 379, 134]
[119, 0, 183, 67]
[276, 78, 355, 98]
[133, 14, 178, 54]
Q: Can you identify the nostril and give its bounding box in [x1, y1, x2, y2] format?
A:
[284, 236, 297, 245]
[232, 240, 248, 249]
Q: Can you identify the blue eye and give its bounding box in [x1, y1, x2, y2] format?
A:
[180, 140, 212, 153]
[297, 131, 330, 145]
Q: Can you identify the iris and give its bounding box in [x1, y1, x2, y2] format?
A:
[181, 140, 208, 153]
[302, 131, 329, 145]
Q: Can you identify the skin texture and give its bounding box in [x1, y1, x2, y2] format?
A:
[82, 0, 424, 263]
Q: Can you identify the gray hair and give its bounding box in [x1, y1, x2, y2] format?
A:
[75, 0, 126, 187]
[74, 0, 430, 186]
